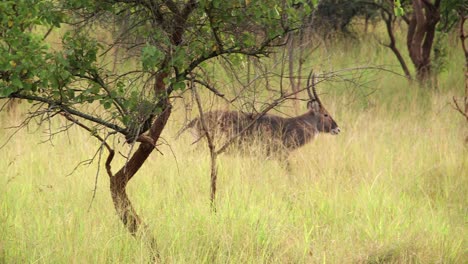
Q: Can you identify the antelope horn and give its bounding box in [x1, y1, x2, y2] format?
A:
[311, 73, 322, 107]
[306, 70, 314, 101]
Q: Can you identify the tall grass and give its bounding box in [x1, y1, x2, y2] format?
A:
[1, 33, 467, 263]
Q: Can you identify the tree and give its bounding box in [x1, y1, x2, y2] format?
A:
[406, 0, 442, 82]
[370, 0, 464, 85]
[311, 0, 380, 36]
[453, 7, 468, 142]
[0, 0, 309, 257]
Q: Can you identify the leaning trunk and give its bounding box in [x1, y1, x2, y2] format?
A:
[110, 143, 155, 235]
[109, 104, 172, 258]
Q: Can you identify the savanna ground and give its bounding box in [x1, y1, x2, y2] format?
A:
[1, 29, 467, 263]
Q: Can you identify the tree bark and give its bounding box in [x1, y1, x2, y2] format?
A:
[406, 0, 441, 84]
[109, 99, 171, 258]
[107, 63, 172, 258]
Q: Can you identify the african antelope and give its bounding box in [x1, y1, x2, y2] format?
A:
[183, 73, 340, 157]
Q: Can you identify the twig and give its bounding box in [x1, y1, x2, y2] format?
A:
[88, 142, 104, 212]
[0, 114, 36, 150]
[453, 97, 468, 121]
[87, 131, 116, 211]
[60, 111, 114, 152]
[66, 159, 94, 177]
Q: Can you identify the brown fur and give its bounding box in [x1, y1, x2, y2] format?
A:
[182, 73, 340, 157]
[185, 99, 340, 156]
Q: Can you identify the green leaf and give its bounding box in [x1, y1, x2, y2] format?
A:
[0, 85, 14, 97]
[394, 0, 405, 16]
[103, 100, 112, 109]
[141, 45, 164, 70]
[172, 81, 186, 91]
[11, 77, 24, 89]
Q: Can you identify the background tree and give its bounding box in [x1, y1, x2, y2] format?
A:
[405, 0, 441, 82]
[305, 0, 465, 86]
[311, 0, 380, 37]
[453, 7, 468, 143]
[367, 0, 465, 85]
[0, 0, 309, 256]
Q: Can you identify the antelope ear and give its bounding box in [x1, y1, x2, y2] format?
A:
[307, 100, 320, 112]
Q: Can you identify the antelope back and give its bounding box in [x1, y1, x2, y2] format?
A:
[185, 72, 340, 154]
[190, 110, 249, 140]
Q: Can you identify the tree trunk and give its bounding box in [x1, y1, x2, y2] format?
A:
[460, 13, 468, 144]
[108, 67, 171, 258]
[406, 0, 441, 84]
[191, 85, 219, 211]
[461, 15, 468, 118]
[109, 101, 171, 258]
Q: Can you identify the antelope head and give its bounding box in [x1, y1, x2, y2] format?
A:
[306, 72, 340, 135]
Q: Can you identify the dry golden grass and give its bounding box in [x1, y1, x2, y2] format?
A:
[1, 32, 467, 263]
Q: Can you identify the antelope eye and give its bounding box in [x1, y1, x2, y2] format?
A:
[324, 114, 329, 117]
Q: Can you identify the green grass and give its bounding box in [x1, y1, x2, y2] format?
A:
[1, 34, 467, 262]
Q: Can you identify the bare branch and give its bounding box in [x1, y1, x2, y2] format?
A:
[452, 97, 468, 121]
[42, 26, 54, 41]
[60, 111, 115, 153]
[6, 93, 128, 135]
[192, 79, 225, 98]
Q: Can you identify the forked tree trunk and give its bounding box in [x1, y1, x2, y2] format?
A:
[110, 128, 164, 235]
[109, 104, 171, 258]
[107, 70, 172, 259]
[105, 1, 195, 254]
[406, 0, 441, 84]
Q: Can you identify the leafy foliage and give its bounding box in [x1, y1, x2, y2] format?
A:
[393, 0, 405, 16]
[313, 0, 380, 33]
[1, 0, 311, 141]
[0, 0, 63, 96]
